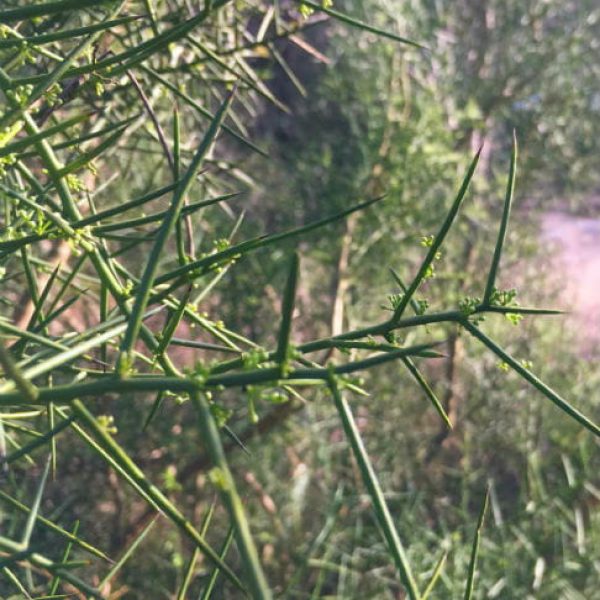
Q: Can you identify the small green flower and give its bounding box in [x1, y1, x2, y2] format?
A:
[423, 263, 435, 280]
[387, 292, 404, 310]
[42, 83, 61, 106]
[189, 361, 211, 386]
[263, 390, 288, 404]
[213, 238, 230, 252]
[116, 351, 136, 377]
[209, 466, 231, 491]
[242, 348, 269, 369]
[121, 280, 135, 298]
[97, 414, 118, 435]
[505, 312, 523, 326]
[94, 78, 105, 97]
[420, 234, 435, 247]
[210, 402, 232, 427]
[299, 3, 314, 18]
[489, 287, 519, 307]
[459, 296, 481, 315]
[416, 299, 429, 315]
[162, 465, 182, 492]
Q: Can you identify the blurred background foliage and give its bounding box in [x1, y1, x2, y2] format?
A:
[220, 2, 600, 598]
[1, 0, 599, 598]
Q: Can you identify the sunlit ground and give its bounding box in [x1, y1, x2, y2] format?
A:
[541, 207, 600, 357]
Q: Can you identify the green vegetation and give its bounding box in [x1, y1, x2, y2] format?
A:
[0, 1, 598, 598]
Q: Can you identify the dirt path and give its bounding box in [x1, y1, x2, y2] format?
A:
[540, 212, 600, 354]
